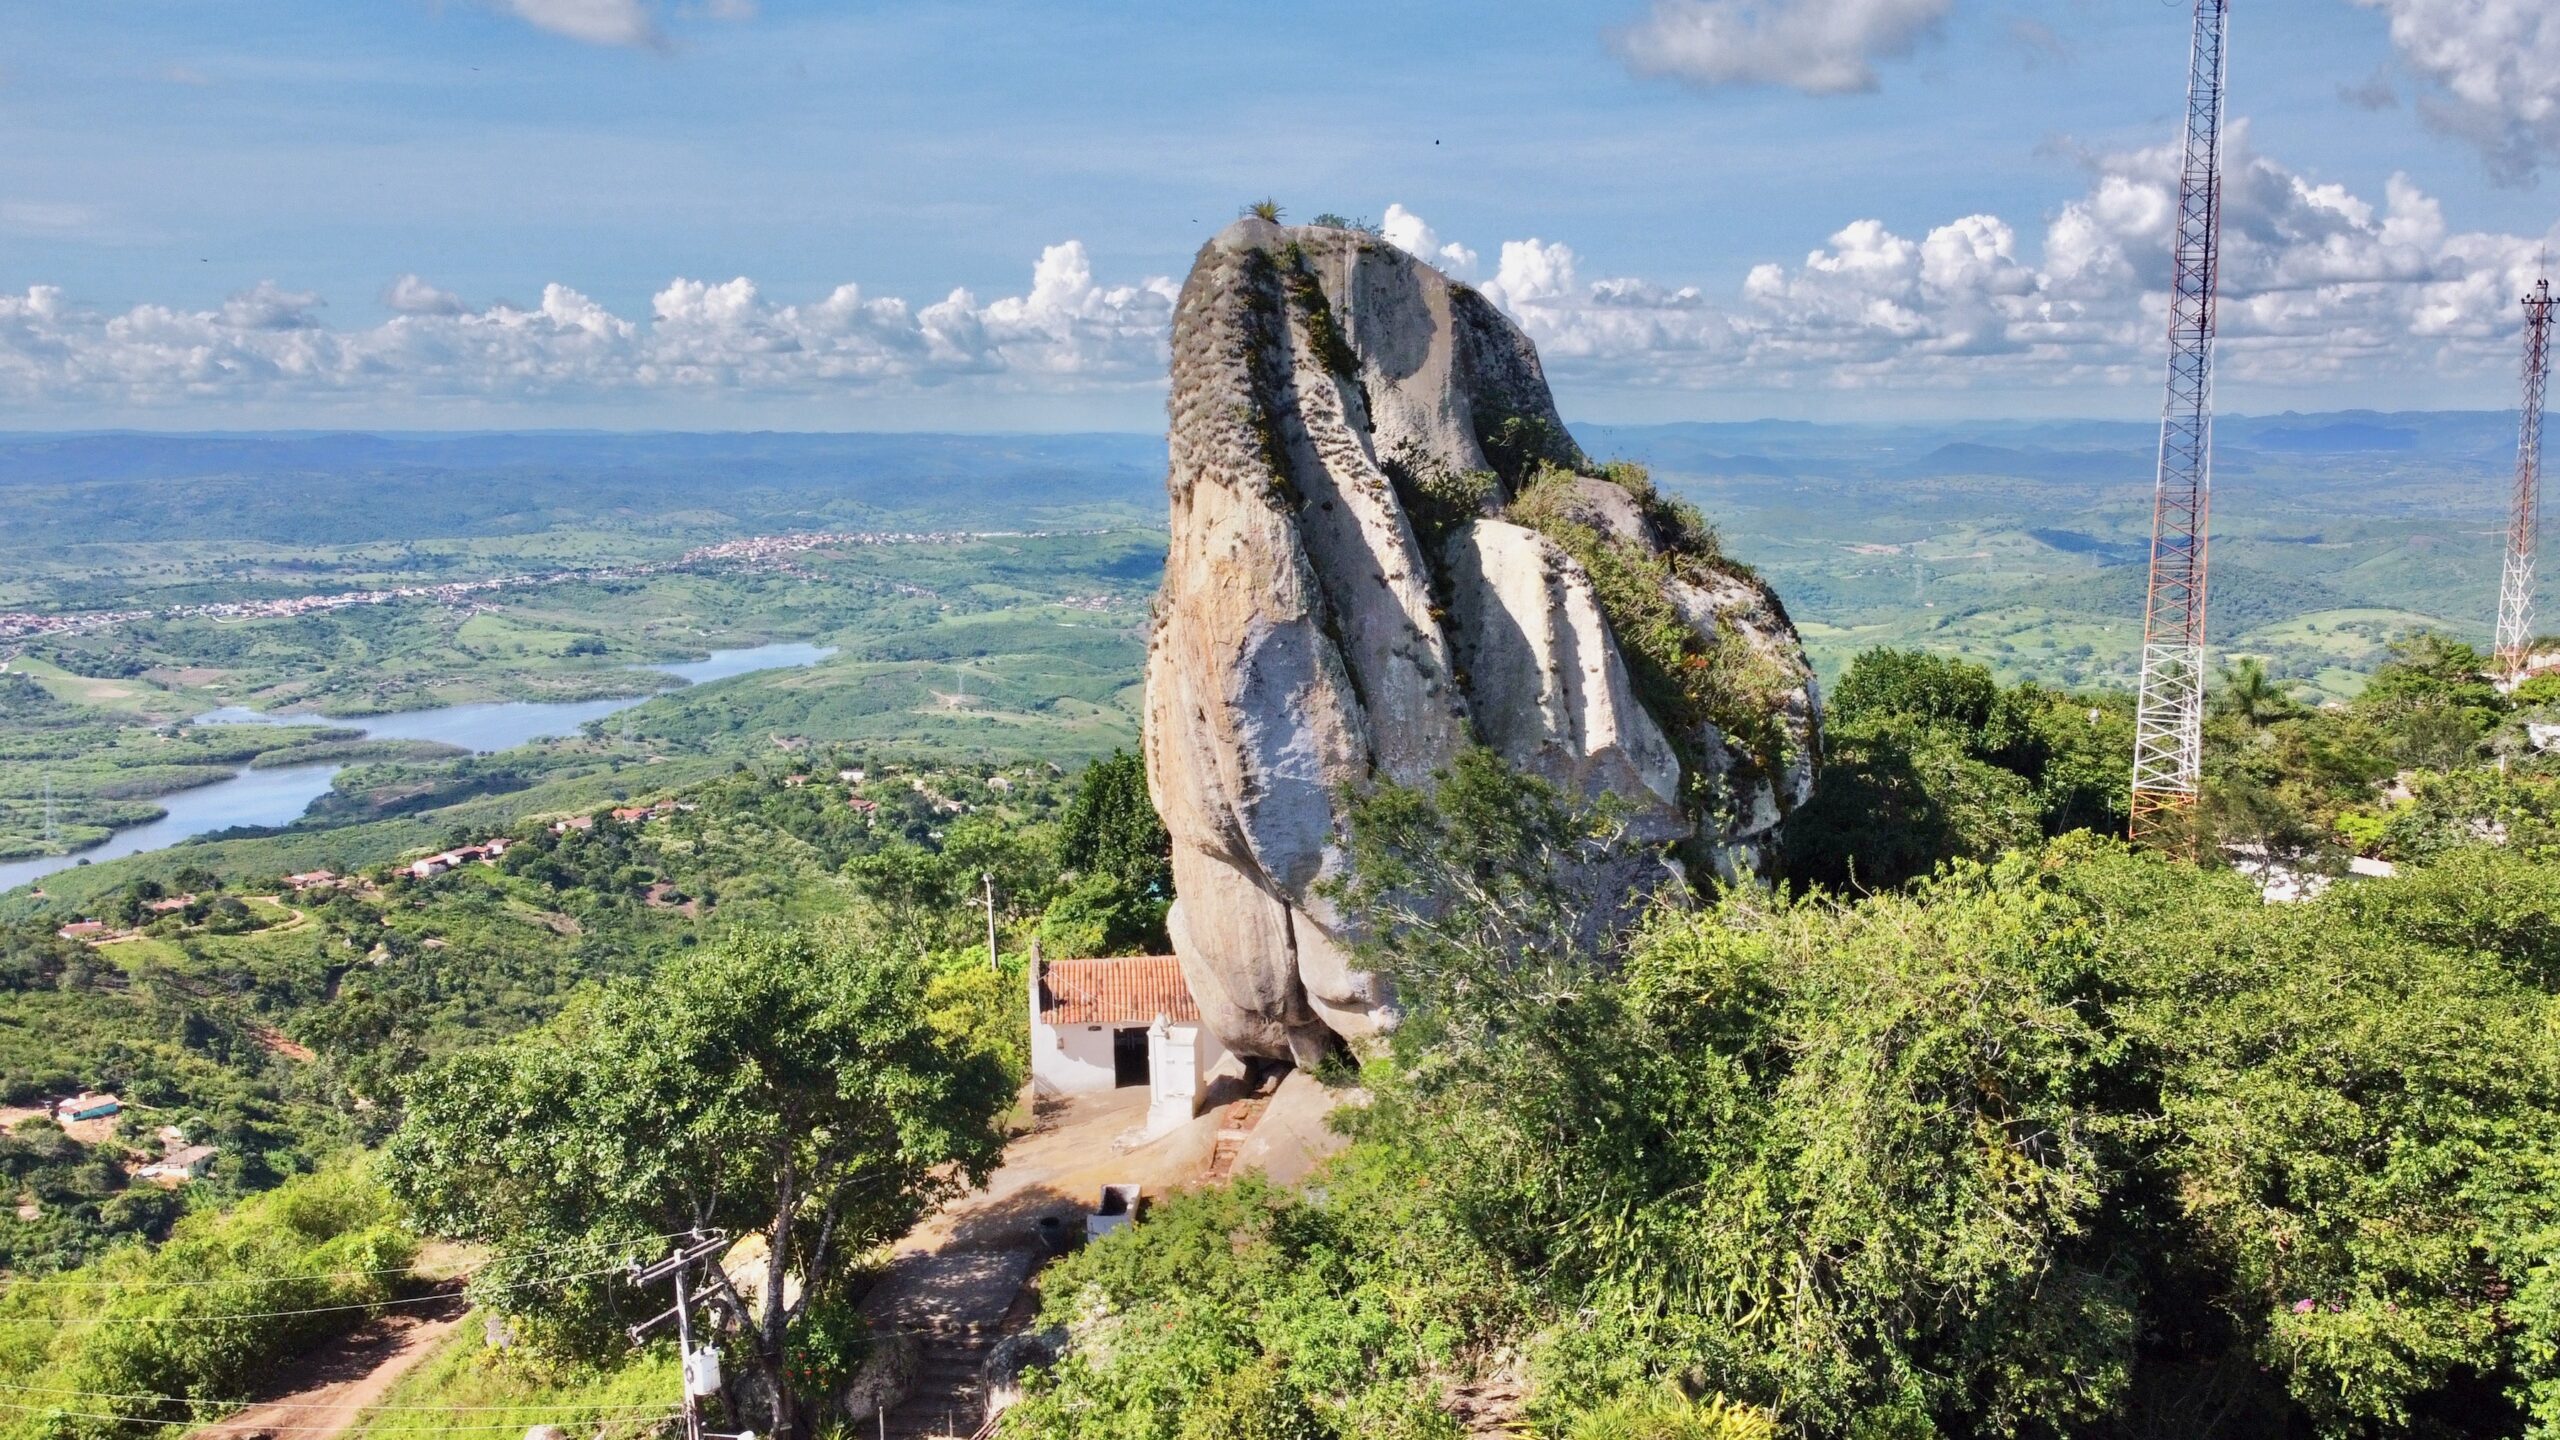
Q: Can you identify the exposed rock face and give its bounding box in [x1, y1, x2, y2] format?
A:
[1143, 219, 1819, 1061]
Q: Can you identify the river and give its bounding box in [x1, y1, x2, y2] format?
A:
[0, 641, 835, 894]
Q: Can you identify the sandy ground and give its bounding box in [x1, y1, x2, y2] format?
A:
[897, 1071, 1351, 1256]
[58, 1114, 120, 1145]
[897, 1087, 1201, 1257]
[194, 1292, 468, 1440]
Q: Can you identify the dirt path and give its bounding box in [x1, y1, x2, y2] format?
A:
[249, 1022, 317, 1063]
[250, 899, 314, 936]
[195, 1293, 467, 1440]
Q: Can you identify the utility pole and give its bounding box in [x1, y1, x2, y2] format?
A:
[630, 1231, 729, 1440]
[2129, 0, 2230, 850]
[983, 870, 998, 972]
[2496, 275, 2554, 680]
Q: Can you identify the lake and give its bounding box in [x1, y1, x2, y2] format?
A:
[0, 641, 835, 894]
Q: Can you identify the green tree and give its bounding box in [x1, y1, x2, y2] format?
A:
[1048, 749, 1173, 954]
[842, 840, 966, 949]
[387, 923, 1012, 1439]
[2212, 656, 2298, 727]
[1333, 761, 2140, 1435]
[5, 1166, 413, 1440]
[2355, 631, 2504, 770]
[1828, 647, 2003, 733]
[1059, 750, 1171, 902]
[1779, 715, 2044, 891]
[1784, 650, 2113, 891]
[942, 813, 1060, 930]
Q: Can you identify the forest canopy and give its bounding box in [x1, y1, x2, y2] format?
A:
[1007, 638, 2560, 1438]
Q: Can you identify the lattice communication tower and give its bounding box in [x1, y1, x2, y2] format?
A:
[2128, 0, 2231, 847]
[2495, 276, 2554, 678]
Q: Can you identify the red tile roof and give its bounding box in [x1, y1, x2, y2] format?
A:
[1037, 956, 1198, 1027]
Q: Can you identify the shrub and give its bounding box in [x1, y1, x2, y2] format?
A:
[0, 1165, 416, 1440]
[1177, 1357, 1329, 1440]
[1561, 1387, 1777, 1440]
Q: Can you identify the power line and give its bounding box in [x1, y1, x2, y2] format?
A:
[1, 1231, 706, 1290]
[0, 1400, 680, 1435]
[0, 1264, 625, 1327]
[0, 1384, 672, 1415]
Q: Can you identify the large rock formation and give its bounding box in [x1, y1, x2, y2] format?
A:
[1143, 219, 1818, 1062]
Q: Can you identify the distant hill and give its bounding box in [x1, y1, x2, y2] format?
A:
[2241, 422, 2417, 453]
[1582, 409, 2517, 476]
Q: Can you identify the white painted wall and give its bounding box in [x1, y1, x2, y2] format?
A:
[1036, 1021, 1127, 1095]
[1144, 1019, 1227, 1136]
[1030, 962, 1140, 1096]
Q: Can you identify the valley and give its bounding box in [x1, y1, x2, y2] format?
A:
[0, 415, 2525, 885]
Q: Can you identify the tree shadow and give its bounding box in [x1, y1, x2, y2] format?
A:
[936, 1183, 1084, 1255]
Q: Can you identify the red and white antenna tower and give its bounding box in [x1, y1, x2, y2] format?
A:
[2129, 0, 2231, 848]
[2494, 275, 2554, 679]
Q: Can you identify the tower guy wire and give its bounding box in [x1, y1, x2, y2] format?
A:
[2129, 0, 2230, 850]
[2495, 275, 2555, 679]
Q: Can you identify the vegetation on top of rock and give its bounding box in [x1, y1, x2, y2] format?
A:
[1274, 242, 1359, 378]
[1388, 462, 1500, 549]
[1505, 462, 1797, 805]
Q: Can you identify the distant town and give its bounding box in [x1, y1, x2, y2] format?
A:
[0, 527, 1104, 640]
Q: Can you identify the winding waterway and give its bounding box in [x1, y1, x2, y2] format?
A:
[1, 641, 834, 893]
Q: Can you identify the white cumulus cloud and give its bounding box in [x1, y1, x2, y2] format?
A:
[1615, 0, 1951, 95]
[1381, 204, 1478, 275]
[0, 242, 1175, 415]
[494, 0, 759, 47]
[3, 179, 2549, 420]
[2351, 0, 2560, 184]
[498, 0, 660, 47]
[1390, 143, 2557, 399]
[382, 275, 467, 317]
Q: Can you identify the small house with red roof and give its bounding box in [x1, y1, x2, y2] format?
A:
[1030, 954, 1226, 1136]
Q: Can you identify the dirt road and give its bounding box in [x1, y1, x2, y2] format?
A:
[194, 1293, 467, 1440]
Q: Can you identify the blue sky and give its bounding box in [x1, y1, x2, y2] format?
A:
[2, 0, 2554, 428]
